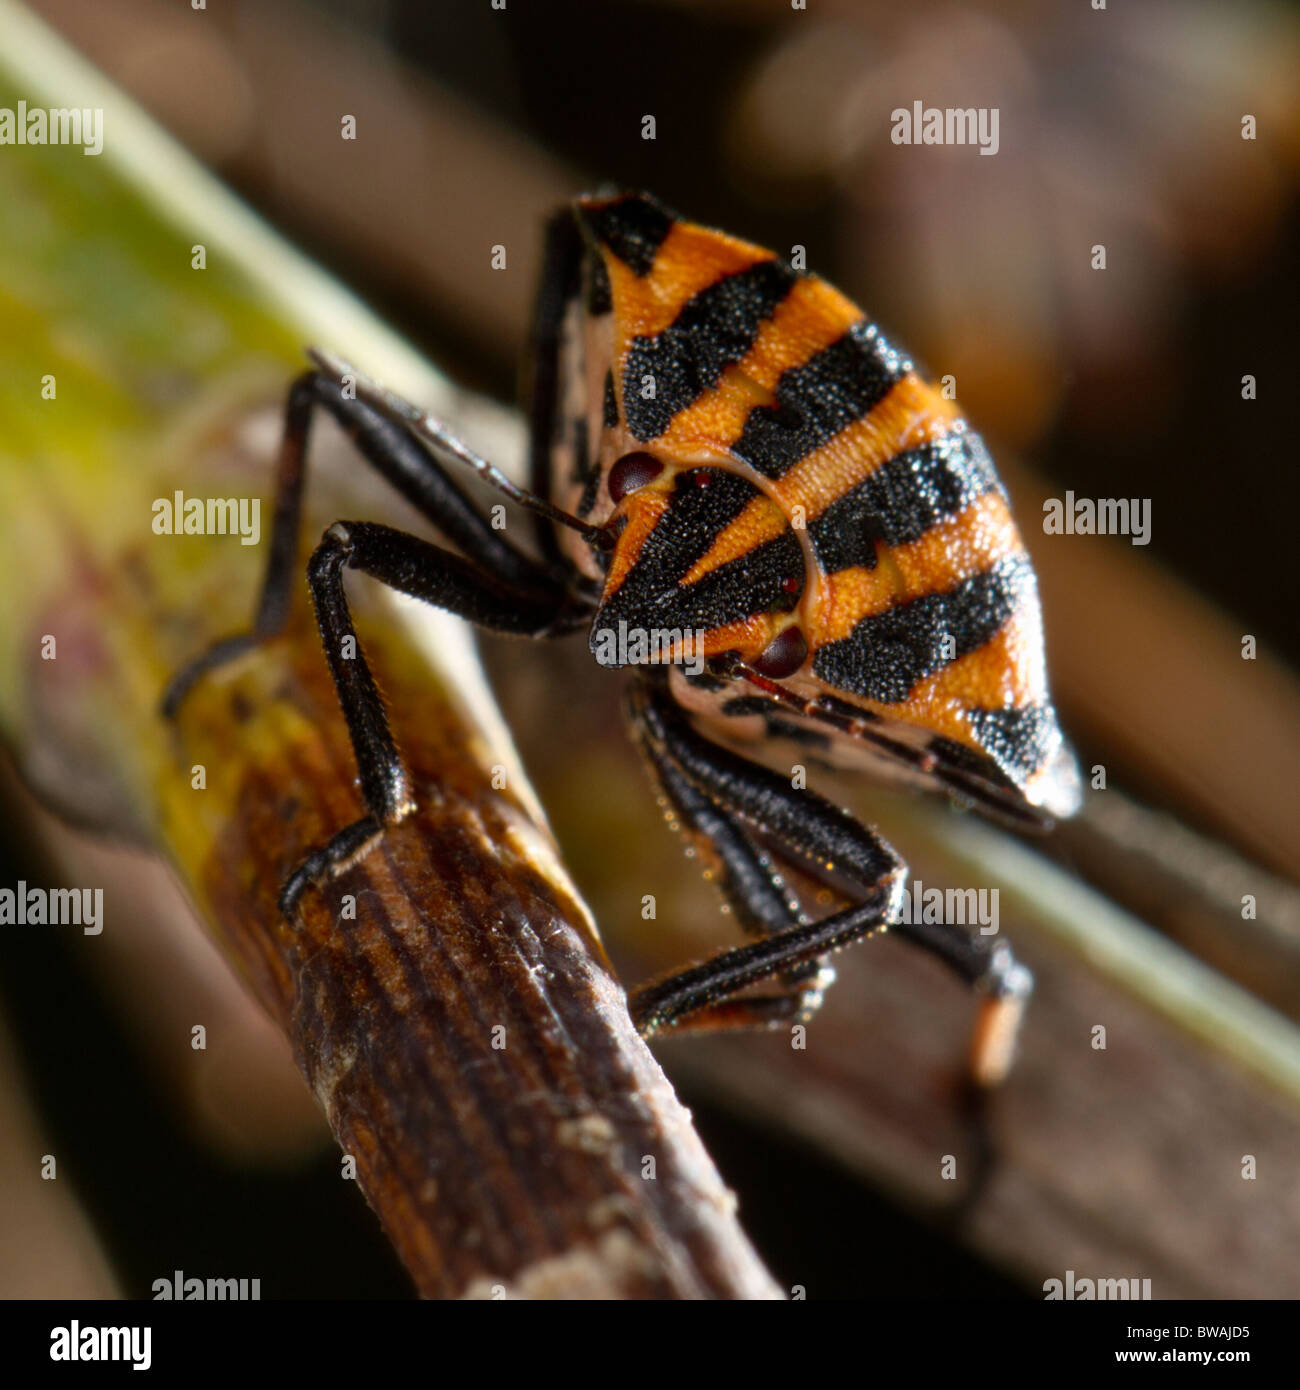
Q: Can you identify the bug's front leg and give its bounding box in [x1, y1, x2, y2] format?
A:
[624, 678, 907, 1038]
[277, 519, 575, 918]
[160, 367, 579, 718]
[159, 364, 590, 917]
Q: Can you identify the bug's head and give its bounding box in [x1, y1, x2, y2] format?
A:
[563, 190, 807, 675]
[587, 457, 802, 677]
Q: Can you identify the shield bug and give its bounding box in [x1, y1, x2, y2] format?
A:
[165, 191, 1080, 1081]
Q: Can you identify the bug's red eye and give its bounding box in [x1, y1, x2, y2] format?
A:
[608, 452, 664, 503]
[753, 626, 807, 679]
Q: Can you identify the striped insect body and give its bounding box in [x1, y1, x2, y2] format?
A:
[550, 191, 1080, 826]
[167, 188, 1081, 1075]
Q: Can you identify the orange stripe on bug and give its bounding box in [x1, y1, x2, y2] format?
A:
[899, 610, 1048, 737]
[676, 374, 966, 587]
[599, 223, 774, 360]
[652, 277, 862, 458]
[769, 375, 964, 521]
[601, 487, 671, 601]
[811, 492, 1026, 647]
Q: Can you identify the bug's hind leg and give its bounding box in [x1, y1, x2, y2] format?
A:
[627, 708, 836, 1035]
[624, 680, 906, 1039]
[889, 916, 1033, 1087]
[625, 680, 1031, 1084]
[278, 519, 574, 917]
[161, 368, 573, 717]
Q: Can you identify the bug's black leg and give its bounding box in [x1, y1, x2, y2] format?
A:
[627, 692, 836, 1034]
[161, 369, 579, 717]
[279, 519, 574, 918]
[628, 681, 1033, 1082]
[704, 658, 1034, 1074]
[624, 680, 906, 1038]
[523, 207, 586, 568]
[309, 349, 610, 549]
[888, 915, 1033, 1085]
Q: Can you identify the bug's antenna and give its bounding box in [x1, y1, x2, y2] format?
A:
[308, 348, 614, 548]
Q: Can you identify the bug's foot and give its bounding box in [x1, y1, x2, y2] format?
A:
[969, 942, 1034, 1087]
[630, 959, 836, 1039]
[160, 632, 262, 719]
[278, 814, 386, 922]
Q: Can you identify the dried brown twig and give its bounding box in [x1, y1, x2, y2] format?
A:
[0, 5, 779, 1299]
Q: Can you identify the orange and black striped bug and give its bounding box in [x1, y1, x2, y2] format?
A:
[164, 191, 1080, 1083]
